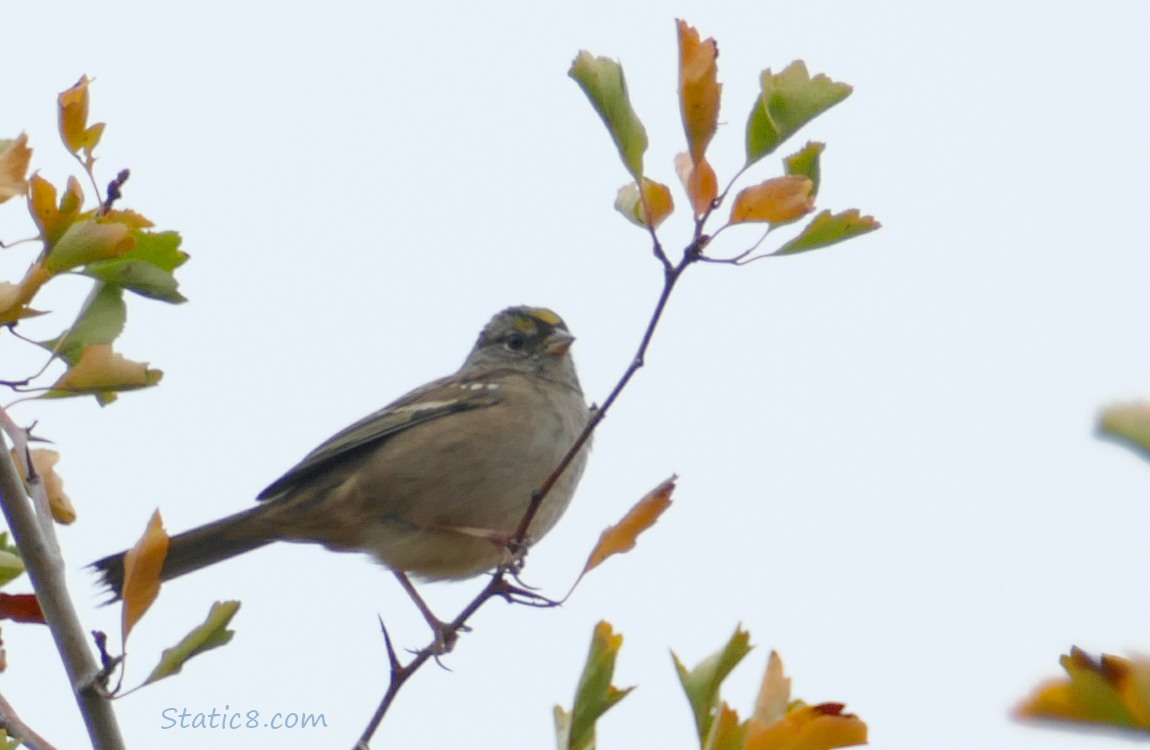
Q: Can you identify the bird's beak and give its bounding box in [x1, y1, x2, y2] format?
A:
[544, 330, 575, 356]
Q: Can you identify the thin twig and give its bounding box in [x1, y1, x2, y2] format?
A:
[0, 423, 124, 749]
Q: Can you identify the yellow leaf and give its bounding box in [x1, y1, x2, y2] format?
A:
[28, 174, 84, 245]
[677, 19, 721, 163]
[744, 704, 867, 750]
[1099, 401, 1150, 461]
[614, 179, 675, 229]
[0, 134, 32, 204]
[1017, 647, 1150, 731]
[730, 175, 815, 225]
[121, 510, 168, 645]
[11, 449, 75, 525]
[582, 476, 675, 575]
[58, 76, 105, 163]
[51, 344, 163, 394]
[675, 152, 718, 218]
[0, 263, 52, 326]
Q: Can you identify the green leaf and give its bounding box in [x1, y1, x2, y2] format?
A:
[703, 703, 746, 750]
[0, 544, 23, 589]
[1098, 402, 1150, 462]
[774, 209, 880, 256]
[784, 141, 825, 198]
[143, 600, 240, 685]
[39, 283, 126, 364]
[83, 260, 185, 303]
[0, 727, 23, 750]
[123, 230, 188, 273]
[745, 61, 852, 165]
[556, 621, 634, 750]
[672, 625, 753, 742]
[569, 51, 649, 181]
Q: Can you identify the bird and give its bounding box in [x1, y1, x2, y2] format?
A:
[92, 306, 590, 638]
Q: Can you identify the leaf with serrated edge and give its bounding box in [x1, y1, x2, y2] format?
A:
[143, 601, 241, 685]
[784, 141, 825, 198]
[50, 344, 161, 396]
[58, 76, 105, 164]
[558, 621, 634, 750]
[677, 20, 721, 162]
[775, 209, 880, 255]
[703, 703, 745, 750]
[672, 625, 753, 741]
[120, 510, 168, 645]
[569, 52, 649, 181]
[745, 61, 851, 165]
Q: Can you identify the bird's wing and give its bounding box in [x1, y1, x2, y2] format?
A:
[256, 373, 503, 501]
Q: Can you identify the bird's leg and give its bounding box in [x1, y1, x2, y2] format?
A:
[393, 571, 460, 655]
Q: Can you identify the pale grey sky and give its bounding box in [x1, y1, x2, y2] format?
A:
[3, 2, 1150, 749]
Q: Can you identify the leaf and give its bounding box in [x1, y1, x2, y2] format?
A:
[730, 175, 815, 225]
[58, 75, 105, 167]
[0, 133, 32, 204]
[784, 141, 826, 198]
[28, 174, 84, 246]
[43, 219, 135, 273]
[614, 179, 674, 230]
[40, 283, 126, 365]
[753, 651, 792, 726]
[0, 263, 52, 326]
[774, 209, 880, 255]
[0, 533, 24, 588]
[120, 510, 169, 645]
[675, 152, 718, 218]
[569, 51, 649, 181]
[0, 593, 45, 625]
[1017, 647, 1150, 731]
[143, 600, 241, 685]
[744, 703, 868, 750]
[555, 621, 634, 750]
[82, 229, 189, 303]
[677, 19, 721, 163]
[1098, 401, 1150, 462]
[672, 624, 753, 741]
[582, 476, 675, 576]
[703, 703, 745, 750]
[745, 61, 852, 165]
[49, 343, 163, 398]
[11, 449, 75, 524]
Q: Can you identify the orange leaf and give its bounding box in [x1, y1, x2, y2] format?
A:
[745, 703, 867, 750]
[582, 476, 675, 575]
[730, 175, 815, 225]
[675, 152, 718, 218]
[614, 179, 675, 229]
[28, 174, 84, 245]
[0, 594, 45, 625]
[120, 510, 169, 645]
[11, 449, 75, 524]
[677, 19, 721, 163]
[51, 343, 163, 394]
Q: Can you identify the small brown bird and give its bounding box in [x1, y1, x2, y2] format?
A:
[93, 306, 590, 631]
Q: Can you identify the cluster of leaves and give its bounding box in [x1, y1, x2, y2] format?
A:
[556, 623, 866, 750]
[0, 76, 187, 405]
[1017, 648, 1150, 732]
[570, 20, 878, 262]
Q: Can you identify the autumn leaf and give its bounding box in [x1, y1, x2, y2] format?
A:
[28, 174, 84, 246]
[730, 175, 815, 225]
[673, 624, 753, 742]
[58, 75, 105, 168]
[0, 134, 32, 204]
[615, 179, 675, 230]
[744, 703, 868, 750]
[745, 61, 852, 165]
[753, 651, 792, 726]
[43, 219, 135, 273]
[554, 621, 634, 750]
[120, 510, 169, 645]
[1017, 647, 1150, 731]
[0, 594, 45, 625]
[142, 601, 241, 685]
[11, 449, 75, 524]
[50, 343, 163, 396]
[677, 19, 721, 162]
[582, 475, 675, 575]
[675, 152, 718, 219]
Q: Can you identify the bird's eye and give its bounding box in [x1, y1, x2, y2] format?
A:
[504, 333, 526, 351]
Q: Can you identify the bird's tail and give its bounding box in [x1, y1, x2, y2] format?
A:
[92, 506, 275, 601]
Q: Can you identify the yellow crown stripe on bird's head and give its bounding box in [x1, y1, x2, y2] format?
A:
[513, 307, 564, 333]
